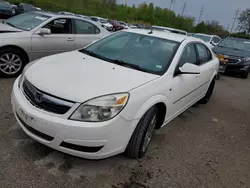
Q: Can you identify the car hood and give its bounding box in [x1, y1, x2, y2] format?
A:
[25, 51, 159, 102]
[212, 46, 250, 57]
[0, 22, 23, 33]
[102, 23, 112, 27]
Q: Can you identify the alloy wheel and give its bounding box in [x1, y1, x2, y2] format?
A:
[0, 53, 22, 75]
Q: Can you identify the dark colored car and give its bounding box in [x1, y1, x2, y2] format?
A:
[15, 3, 37, 15]
[0, 1, 15, 19]
[212, 37, 250, 79]
[108, 19, 123, 31]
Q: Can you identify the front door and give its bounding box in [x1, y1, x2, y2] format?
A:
[31, 18, 75, 60]
[167, 44, 201, 119]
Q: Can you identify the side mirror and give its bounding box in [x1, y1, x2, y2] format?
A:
[211, 41, 217, 46]
[179, 63, 200, 74]
[39, 28, 51, 35]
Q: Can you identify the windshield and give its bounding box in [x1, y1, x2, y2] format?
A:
[218, 38, 250, 51]
[6, 12, 50, 31]
[99, 19, 108, 24]
[80, 31, 180, 75]
[193, 34, 212, 42]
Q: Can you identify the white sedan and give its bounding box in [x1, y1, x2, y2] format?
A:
[11, 29, 219, 159]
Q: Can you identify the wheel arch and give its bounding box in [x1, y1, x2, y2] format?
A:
[133, 95, 168, 130]
[0, 45, 29, 63]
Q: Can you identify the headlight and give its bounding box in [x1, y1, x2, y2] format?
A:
[18, 59, 40, 88]
[243, 57, 250, 61]
[69, 93, 129, 122]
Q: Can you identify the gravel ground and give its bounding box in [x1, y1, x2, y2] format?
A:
[0, 75, 250, 188]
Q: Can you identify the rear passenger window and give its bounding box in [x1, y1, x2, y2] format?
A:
[196, 44, 212, 64]
[75, 19, 100, 34]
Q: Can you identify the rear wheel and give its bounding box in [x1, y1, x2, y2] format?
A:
[199, 78, 215, 104]
[0, 48, 27, 77]
[125, 106, 158, 159]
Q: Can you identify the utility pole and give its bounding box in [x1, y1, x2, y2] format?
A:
[169, 0, 174, 11]
[197, 5, 204, 24]
[230, 8, 240, 33]
[181, 1, 187, 17]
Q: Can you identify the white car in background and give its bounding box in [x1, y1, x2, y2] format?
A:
[90, 16, 113, 31]
[193, 33, 221, 48]
[118, 21, 130, 29]
[12, 29, 219, 159]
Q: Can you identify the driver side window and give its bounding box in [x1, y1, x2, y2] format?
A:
[179, 44, 197, 68]
[43, 18, 72, 34]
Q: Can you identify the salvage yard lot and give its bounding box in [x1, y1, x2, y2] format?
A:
[0, 76, 250, 188]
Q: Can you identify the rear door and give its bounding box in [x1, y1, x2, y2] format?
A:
[195, 43, 215, 96]
[73, 18, 103, 49]
[31, 18, 75, 60]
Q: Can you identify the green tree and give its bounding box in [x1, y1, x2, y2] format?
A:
[238, 9, 250, 34]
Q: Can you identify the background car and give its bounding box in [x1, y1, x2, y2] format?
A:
[0, 11, 110, 77]
[213, 37, 250, 78]
[127, 23, 137, 28]
[108, 19, 123, 31]
[76, 14, 91, 20]
[118, 21, 130, 29]
[0, 1, 15, 19]
[90, 16, 113, 31]
[14, 3, 37, 15]
[193, 33, 221, 48]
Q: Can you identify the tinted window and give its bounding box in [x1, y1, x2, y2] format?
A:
[81, 31, 180, 75]
[179, 44, 197, 67]
[6, 12, 50, 31]
[196, 44, 212, 64]
[91, 17, 98, 22]
[43, 18, 72, 34]
[75, 19, 100, 34]
[212, 37, 220, 43]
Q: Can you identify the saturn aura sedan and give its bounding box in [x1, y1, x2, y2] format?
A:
[11, 29, 219, 159]
[0, 11, 109, 77]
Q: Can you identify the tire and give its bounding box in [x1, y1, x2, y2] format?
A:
[125, 106, 158, 159]
[216, 73, 220, 80]
[241, 71, 248, 79]
[0, 47, 27, 78]
[199, 78, 215, 104]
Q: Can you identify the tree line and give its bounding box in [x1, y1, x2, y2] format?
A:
[10, 0, 250, 38]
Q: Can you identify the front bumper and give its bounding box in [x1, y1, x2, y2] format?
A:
[219, 62, 249, 74]
[11, 77, 138, 159]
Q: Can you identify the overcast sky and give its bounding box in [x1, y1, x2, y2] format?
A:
[117, 0, 250, 30]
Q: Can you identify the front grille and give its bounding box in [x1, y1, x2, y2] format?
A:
[22, 79, 74, 115]
[227, 58, 240, 64]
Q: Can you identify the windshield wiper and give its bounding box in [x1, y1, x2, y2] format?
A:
[5, 22, 16, 28]
[111, 59, 146, 72]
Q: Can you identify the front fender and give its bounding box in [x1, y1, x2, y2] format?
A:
[120, 94, 168, 121]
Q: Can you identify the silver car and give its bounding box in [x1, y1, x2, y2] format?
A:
[0, 11, 110, 77]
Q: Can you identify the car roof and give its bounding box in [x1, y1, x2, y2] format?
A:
[123, 29, 192, 42]
[152, 25, 187, 35]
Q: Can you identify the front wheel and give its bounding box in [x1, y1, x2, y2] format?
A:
[241, 71, 248, 79]
[199, 78, 215, 104]
[0, 48, 27, 78]
[125, 106, 158, 159]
